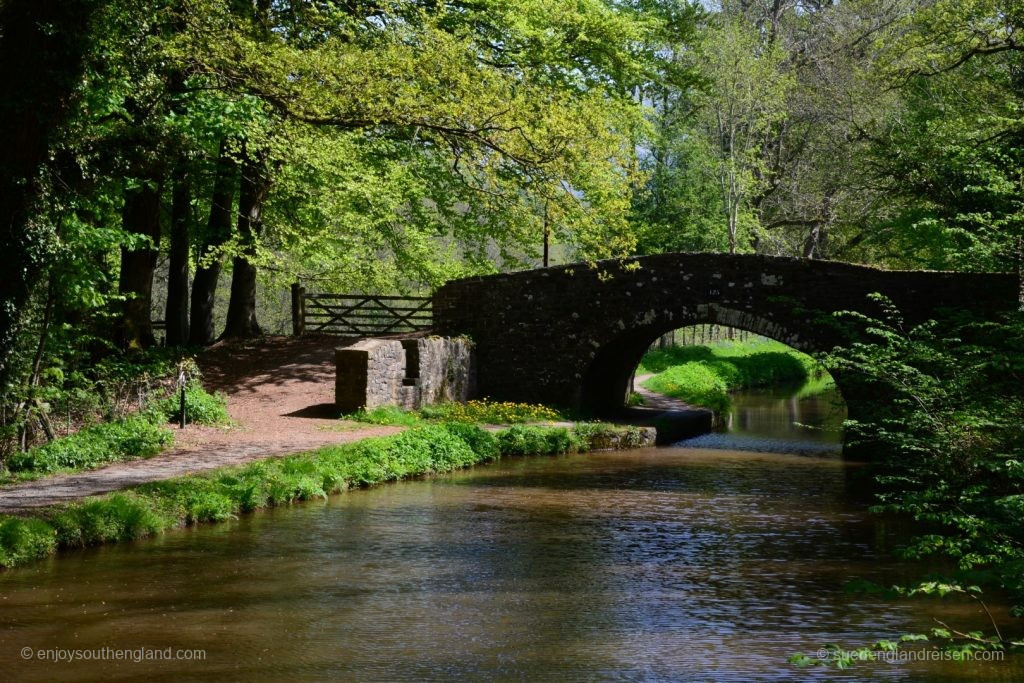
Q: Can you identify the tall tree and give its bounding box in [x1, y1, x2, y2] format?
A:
[222, 151, 270, 338]
[860, 0, 1024, 271]
[165, 157, 191, 345]
[190, 141, 236, 345]
[180, 0, 656, 304]
[0, 0, 104, 389]
[116, 177, 163, 349]
[698, 17, 792, 253]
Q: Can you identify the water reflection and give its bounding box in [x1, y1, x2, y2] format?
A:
[680, 385, 846, 455]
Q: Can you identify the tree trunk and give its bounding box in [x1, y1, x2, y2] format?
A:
[1018, 235, 1023, 311]
[222, 152, 269, 339]
[117, 179, 162, 349]
[0, 0, 101, 390]
[189, 141, 236, 345]
[802, 222, 821, 259]
[165, 158, 191, 346]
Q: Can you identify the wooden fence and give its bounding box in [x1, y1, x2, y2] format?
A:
[291, 284, 432, 336]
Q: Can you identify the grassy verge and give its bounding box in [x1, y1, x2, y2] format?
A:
[640, 339, 832, 412]
[0, 422, 648, 569]
[342, 399, 564, 427]
[1, 382, 229, 483]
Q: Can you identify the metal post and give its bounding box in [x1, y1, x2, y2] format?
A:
[178, 369, 187, 429]
[291, 282, 301, 336]
[542, 200, 550, 268]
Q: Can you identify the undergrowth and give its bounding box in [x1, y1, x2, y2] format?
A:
[149, 381, 230, 426]
[5, 416, 173, 474]
[420, 399, 562, 424]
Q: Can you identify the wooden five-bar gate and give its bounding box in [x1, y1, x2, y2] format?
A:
[291, 283, 432, 336]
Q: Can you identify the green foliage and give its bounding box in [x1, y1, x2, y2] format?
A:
[441, 422, 501, 461]
[820, 298, 1024, 652]
[6, 415, 173, 474]
[149, 381, 230, 426]
[341, 405, 422, 427]
[174, 0, 657, 289]
[639, 339, 824, 411]
[496, 425, 575, 456]
[2, 370, 227, 479]
[0, 517, 57, 568]
[50, 493, 167, 548]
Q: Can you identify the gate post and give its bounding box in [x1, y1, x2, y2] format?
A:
[291, 282, 305, 336]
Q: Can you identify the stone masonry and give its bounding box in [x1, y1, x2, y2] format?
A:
[335, 337, 475, 412]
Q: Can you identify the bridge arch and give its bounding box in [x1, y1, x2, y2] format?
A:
[579, 305, 811, 415]
[434, 253, 1017, 439]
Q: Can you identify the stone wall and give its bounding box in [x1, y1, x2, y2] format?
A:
[335, 337, 474, 412]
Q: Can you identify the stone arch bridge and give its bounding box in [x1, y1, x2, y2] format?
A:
[433, 253, 1018, 417]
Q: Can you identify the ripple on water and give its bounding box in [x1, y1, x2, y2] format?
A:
[676, 432, 842, 456]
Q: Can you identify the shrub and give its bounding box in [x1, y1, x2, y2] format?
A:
[7, 416, 173, 473]
[150, 381, 229, 426]
[442, 422, 500, 460]
[384, 425, 480, 474]
[497, 425, 575, 456]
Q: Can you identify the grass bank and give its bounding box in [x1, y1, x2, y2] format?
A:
[0, 422, 649, 569]
[639, 339, 832, 413]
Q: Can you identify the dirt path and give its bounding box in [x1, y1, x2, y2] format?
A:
[0, 336, 400, 514]
[633, 373, 698, 412]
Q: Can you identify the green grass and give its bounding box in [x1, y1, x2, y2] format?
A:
[341, 405, 423, 426]
[639, 339, 833, 412]
[0, 421, 645, 569]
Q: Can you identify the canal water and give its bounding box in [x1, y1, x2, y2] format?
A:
[679, 384, 847, 456]
[1, 386, 1020, 680]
